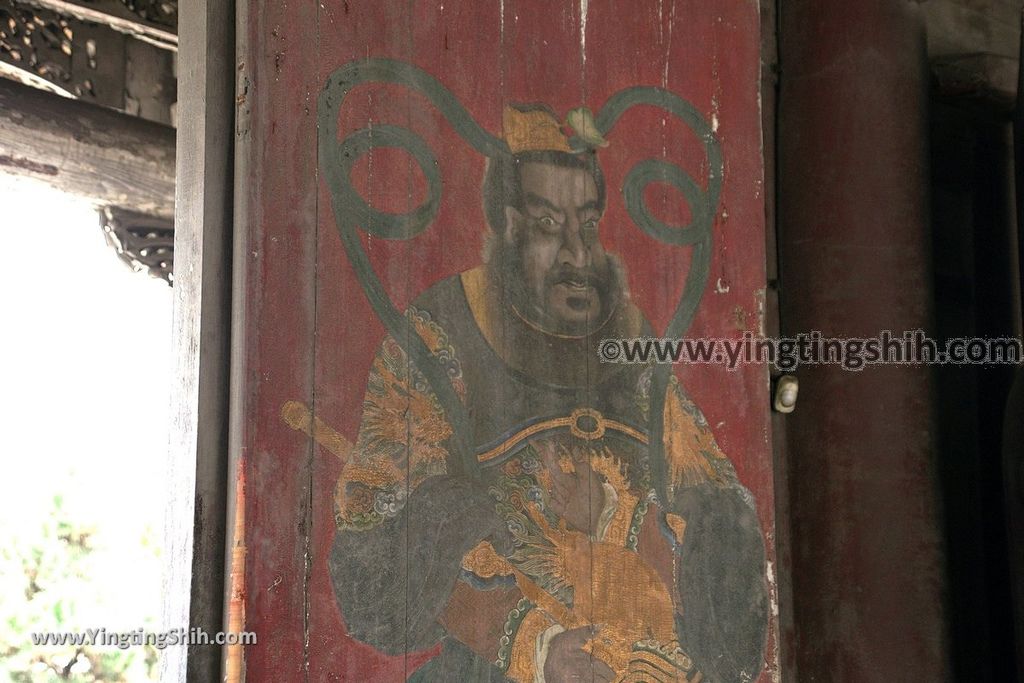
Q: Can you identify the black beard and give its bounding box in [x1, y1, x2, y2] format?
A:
[485, 232, 626, 335]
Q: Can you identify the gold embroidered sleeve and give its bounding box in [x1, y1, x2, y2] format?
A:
[334, 308, 465, 531]
[661, 375, 741, 495]
[504, 608, 557, 682]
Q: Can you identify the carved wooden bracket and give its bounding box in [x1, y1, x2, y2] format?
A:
[101, 206, 174, 284]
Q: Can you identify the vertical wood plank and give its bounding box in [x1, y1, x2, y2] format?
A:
[232, 0, 319, 676]
[164, 0, 234, 680]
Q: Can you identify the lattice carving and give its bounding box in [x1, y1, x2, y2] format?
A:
[1, 0, 178, 115]
[101, 206, 174, 284]
[117, 0, 176, 30]
[0, 2, 77, 92]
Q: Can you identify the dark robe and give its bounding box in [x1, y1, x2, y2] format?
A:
[329, 267, 767, 682]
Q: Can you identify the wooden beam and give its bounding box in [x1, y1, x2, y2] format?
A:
[0, 76, 175, 217]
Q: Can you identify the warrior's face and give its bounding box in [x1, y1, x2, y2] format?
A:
[501, 162, 616, 336]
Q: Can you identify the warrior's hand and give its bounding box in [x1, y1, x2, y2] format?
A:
[540, 448, 607, 536]
[543, 626, 616, 683]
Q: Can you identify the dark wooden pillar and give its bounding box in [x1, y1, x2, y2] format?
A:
[777, 2, 950, 679]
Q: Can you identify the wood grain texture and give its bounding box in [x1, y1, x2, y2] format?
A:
[0, 77, 175, 216]
[232, 0, 320, 677]
[162, 0, 234, 680]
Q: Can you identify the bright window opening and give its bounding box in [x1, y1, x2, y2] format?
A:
[0, 177, 170, 682]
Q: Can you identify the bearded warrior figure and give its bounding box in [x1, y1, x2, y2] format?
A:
[328, 104, 767, 683]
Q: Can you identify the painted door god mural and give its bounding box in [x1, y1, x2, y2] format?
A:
[237, 2, 777, 681]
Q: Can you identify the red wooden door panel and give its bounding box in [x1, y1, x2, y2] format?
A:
[235, 2, 777, 680]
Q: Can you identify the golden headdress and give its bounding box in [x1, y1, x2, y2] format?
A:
[502, 104, 609, 154]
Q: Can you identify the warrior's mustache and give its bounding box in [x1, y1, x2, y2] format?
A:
[545, 265, 608, 289]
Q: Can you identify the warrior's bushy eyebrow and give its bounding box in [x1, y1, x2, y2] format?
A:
[523, 193, 602, 216]
[523, 192, 563, 215]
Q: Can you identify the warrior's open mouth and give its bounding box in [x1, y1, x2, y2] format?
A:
[558, 277, 593, 290]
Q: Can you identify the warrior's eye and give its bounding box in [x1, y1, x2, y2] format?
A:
[537, 216, 558, 230]
[582, 219, 599, 232]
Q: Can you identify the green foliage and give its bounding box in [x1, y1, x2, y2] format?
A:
[0, 495, 159, 682]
